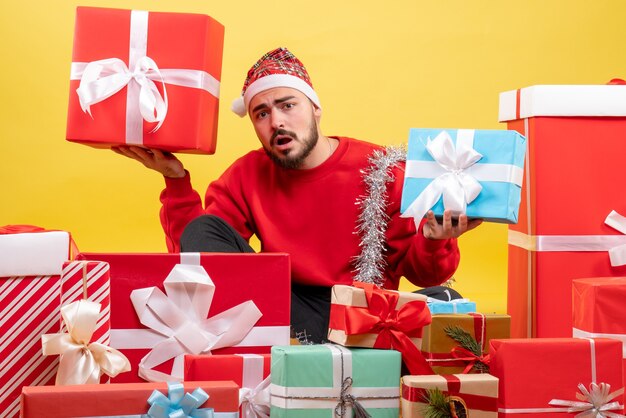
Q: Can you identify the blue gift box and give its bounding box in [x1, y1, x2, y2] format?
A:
[427, 298, 477, 314]
[400, 128, 526, 223]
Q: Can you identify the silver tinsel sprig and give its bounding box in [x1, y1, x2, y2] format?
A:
[353, 145, 406, 286]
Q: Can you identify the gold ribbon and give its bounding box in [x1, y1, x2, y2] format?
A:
[41, 300, 131, 385]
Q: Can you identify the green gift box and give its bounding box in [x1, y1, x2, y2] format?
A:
[270, 344, 401, 417]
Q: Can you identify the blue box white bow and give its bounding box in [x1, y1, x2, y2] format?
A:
[400, 128, 527, 224]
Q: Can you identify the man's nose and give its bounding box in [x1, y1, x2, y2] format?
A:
[270, 110, 284, 129]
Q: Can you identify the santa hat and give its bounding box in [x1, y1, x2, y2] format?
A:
[231, 47, 321, 117]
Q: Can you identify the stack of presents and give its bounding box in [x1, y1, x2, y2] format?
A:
[2, 5, 626, 418]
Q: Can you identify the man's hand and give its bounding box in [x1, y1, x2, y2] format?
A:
[422, 209, 483, 240]
[112, 146, 186, 179]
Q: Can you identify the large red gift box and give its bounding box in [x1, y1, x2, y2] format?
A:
[490, 338, 624, 418]
[20, 381, 239, 418]
[0, 227, 72, 418]
[76, 252, 291, 382]
[66, 6, 224, 154]
[573, 277, 626, 386]
[499, 85, 626, 338]
[185, 354, 271, 417]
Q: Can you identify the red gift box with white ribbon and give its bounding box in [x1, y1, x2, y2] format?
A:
[66, 6, 224, 154]
[76, 252, 291, 383]
[185, 353, 271, 418]
[499, 84, 626, 338]
[0, 226, 71, 418]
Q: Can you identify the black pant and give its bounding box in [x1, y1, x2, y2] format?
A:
[181, 215, 331, 344]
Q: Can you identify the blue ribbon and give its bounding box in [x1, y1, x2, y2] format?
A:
[79, 382, 238, 418]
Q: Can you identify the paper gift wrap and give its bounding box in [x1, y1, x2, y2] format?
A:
[76, 252, 291, 382]
[328, 283, 433, 375]
[270, 344, 401, 418]
[185, 353, 271, 418]
[490, 338, 624, 418]
[0, 227, 72, 418]
[67, 6, 224, 154]
[20, 381, 239, 418]
[500, 84, 626, 338]
[573, 277, 626, 385]
[400, 128, 526, 224]
[421, 313, 510, 374]
[401, 374, 498, 418]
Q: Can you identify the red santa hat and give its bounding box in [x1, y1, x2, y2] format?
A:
[231, 47, 321, 117]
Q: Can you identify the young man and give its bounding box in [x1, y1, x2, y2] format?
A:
[114, 47, 481, 343]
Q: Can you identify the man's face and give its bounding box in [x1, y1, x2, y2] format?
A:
[248, 87, 322, 169]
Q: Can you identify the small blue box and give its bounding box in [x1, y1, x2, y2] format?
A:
[427, 299, 477, 314]
[401, 128, 526, 223]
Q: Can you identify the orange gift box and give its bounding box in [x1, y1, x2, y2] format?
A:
[421, 313, 509, 374]
[401, 374, 498, 418]
[66, 6, 224, 154]
[490, 338, 624, 418]
[20, 381, 239, 418]
[499, 85, 626, 338]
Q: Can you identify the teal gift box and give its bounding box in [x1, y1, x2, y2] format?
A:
[427, 298, 477, 314]
[400, 128, 526, 223]
[270, 344, 401, 418]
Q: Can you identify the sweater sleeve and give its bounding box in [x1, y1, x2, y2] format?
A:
[383, 164, 460, 288]
[159, 171, 205, 252]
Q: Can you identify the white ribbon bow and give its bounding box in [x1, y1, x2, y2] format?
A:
[402, 130, 483, 226]
[41, 300, 131, 385]
[549, 383, 625, 418]
[130, 263, 263, 382]
[240, 376, 271, 418]
[76, 56, 168, 132]
[605, 210, 626, 266]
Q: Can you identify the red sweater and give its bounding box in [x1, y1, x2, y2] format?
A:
[160, 137, 460, 289]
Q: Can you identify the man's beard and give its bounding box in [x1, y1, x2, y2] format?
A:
[264, 120, 319, 169]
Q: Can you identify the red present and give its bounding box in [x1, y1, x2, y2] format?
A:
[0, 227, 73, 418]
[66, 6, 224, 154]
[20, 381, 239, 418]
[573, 277, 626, 387]
[490, 338, 624, 418]
[327, 282, 433, 375]
[185, 354, 271, 418]
[76, 252, 291, 383]
[499, 85, 626, 338]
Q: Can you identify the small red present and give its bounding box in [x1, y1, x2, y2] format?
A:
[490, 337, 624, 418]
[573, 277, 626, 388]
[66, 6, 224, 154]
[76, 252, 291, 383]
[185, 354, 271, 418]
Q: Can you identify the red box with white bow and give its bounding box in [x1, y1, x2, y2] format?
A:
[66, 6, 224, 154]
[185, 354, 271, 418]
[76, 252, 291, 383]
[499, 85, 626, 338]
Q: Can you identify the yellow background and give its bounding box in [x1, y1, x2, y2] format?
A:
[1, 1, 623, 314]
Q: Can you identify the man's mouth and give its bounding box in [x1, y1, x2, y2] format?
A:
[275, 136, 293, 146]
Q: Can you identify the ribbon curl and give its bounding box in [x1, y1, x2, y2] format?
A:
[76, 57, 168, 132]
[335, 377, 372, 418]
[239, 376, 271, 418]
[549, 383, 625, 418]
[450, 346, 491, 374]
[339, 282, 433, 375]
[41, 300, 130, 385]
[147, 382, 214, 418]
[402, 130, 483, 225]
[130, 263, 263, 382]
[605, 211, 626, 266]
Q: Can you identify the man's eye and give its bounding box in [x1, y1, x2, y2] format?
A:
[256, 111, 268, 119]
[283, 103, 295, 109]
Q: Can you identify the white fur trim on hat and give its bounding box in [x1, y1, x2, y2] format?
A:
[231, 73, 321, 118]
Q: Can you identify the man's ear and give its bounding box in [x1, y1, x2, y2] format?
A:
[313, 105, 322, 119]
